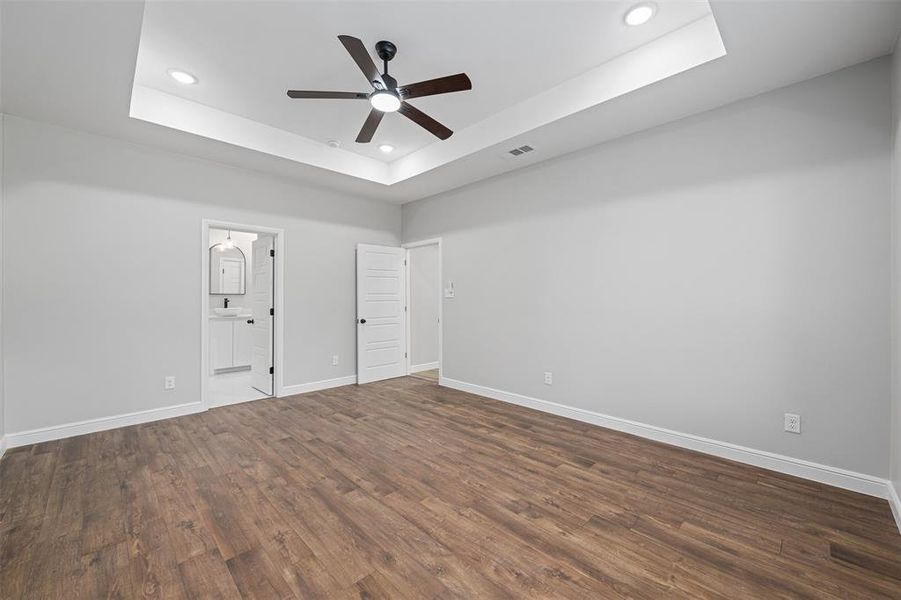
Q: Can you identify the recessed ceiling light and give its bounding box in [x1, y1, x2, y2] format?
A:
[167, 69, 198, 85]
[370, 90, 401, 113]
[624, 3, 656, 26]
[378, 144, 395, 154]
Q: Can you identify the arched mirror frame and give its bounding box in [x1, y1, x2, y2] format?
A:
[209, 243, 247, 295]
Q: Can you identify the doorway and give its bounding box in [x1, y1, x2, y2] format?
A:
[354, 240, 443, 385]
[202, 220, 284, 408]
[405, 238, 442, 382]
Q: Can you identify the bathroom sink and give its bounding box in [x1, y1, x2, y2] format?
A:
[214, 307, 244, 316]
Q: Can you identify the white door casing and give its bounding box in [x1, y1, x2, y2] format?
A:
[356, 244, 407, 384]
[251, 236, 274, 395]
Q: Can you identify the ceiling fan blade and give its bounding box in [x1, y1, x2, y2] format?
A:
[356, 108, 385, 143]
[398, 102, 453, 140]
[399, 73, 472, 100]
[287, 90, 369, 100]
[338, 35, 385, 89]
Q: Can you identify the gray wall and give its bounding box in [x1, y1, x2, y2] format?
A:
[0, 114, 4, 442]
[403, 58, 892, 477]
[409, 243, 440, 367]
[3, 116, 400, 434]
[891, 49, 901, 499]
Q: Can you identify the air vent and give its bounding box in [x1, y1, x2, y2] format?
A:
[508, 144, 534, 157]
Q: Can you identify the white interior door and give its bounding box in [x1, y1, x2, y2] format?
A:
[357, 244, 407, 384]
[251, 236, 274, 395]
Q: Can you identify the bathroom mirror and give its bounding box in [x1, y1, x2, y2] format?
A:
[210, 244, 246, 295]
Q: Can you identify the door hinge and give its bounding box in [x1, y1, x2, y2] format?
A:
[270, 249, 275, 258]
[270, 307, 274, 316]
[404, 306, 407, 312]
[269, 366, 274, 375]
[405, 352, 408, 358]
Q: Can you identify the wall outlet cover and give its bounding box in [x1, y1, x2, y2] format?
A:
[784, 413, 801, 434]
[164, 376, 176, 390]
[332, 355, 339, 366]
[544, 372, 553, 385]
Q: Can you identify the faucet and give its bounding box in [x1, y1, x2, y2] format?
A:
[224, 298, 229, 308]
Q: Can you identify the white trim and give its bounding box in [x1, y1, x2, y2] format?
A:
[440, 377, 892, 500]
[201, 220, 286, 409]
[410, 362, 440, 373]
[280, 375, 357, 397]
[889, 481, 901, 534]
[5, 402, 205, 448]
[0, 436, 7, 459]
[2, 375, 358, 449]
[402, 238, 443, 380]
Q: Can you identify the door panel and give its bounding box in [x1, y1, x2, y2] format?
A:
[233, 318, 253, 367]
[210, 319, 234, 372]
[357, 244, 407, 384]
[251, 236, 274, 395]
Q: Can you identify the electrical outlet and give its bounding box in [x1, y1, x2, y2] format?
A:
[544, 372, 553, 385]
[332, 354, 339, 366]
[164, 376, 176, 391]
[784, 413, 801, 434]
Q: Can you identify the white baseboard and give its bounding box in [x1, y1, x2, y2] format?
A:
[410, 362, 439, 373]
[888, 481, 901, 534]
[440, 377, 891, 500]
[280, 375, 357, 397]
[5, 401, 205, 449]
[1, 375, 360, 451]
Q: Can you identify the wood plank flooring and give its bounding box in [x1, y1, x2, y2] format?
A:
[1, 376, 900, 598]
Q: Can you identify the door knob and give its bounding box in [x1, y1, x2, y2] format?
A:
[247, 319, 255, 324]
[359, 318, 367, 324]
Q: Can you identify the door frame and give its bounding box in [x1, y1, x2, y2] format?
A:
[402, 237, 443, 380]
[201, 219, 285, 409]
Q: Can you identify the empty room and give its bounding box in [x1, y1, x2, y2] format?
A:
[2, 0, 901, 597]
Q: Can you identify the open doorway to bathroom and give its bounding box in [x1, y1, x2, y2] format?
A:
[202, 221, 284, 408]
[404, 238, 442, 384]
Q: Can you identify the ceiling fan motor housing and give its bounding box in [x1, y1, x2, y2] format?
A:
[375, 40, 397, 62]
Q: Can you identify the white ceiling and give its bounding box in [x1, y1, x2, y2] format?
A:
[3, 1, 901, 204]
[134, 1, 713, 163]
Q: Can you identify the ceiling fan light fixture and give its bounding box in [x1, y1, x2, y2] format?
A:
[624, 3, 656, 26]
[370, 90, 401, 113]
[167, 68, 198, 85]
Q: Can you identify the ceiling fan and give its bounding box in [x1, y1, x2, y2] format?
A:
[287, 35, 472, 143]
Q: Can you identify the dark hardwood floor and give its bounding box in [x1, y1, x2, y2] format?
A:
[1, 376, 900, 598]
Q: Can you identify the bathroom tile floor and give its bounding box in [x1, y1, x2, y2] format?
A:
[208, 369, 269, 407]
